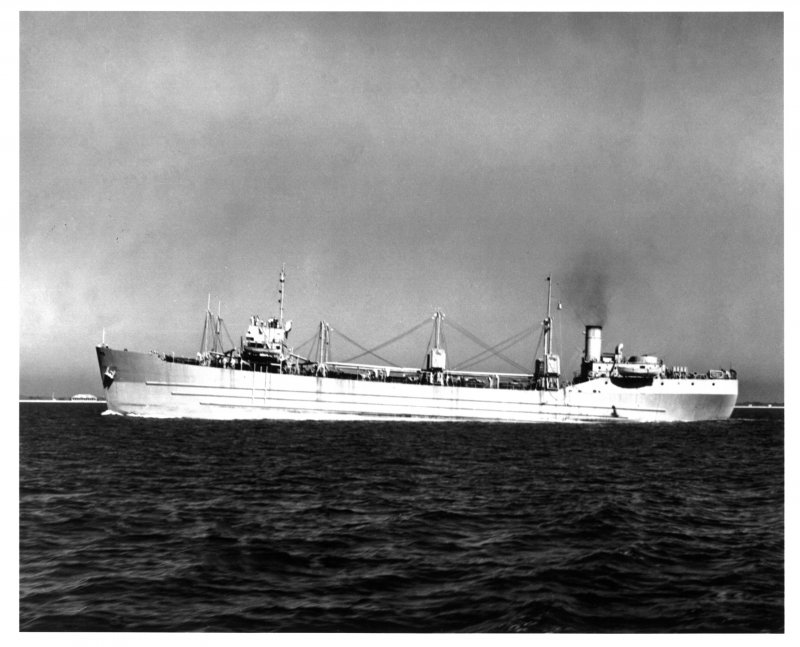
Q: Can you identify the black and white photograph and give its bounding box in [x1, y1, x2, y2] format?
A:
[18, 7, 784, 634]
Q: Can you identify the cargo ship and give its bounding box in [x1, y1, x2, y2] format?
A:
[95, 269, 738, 421]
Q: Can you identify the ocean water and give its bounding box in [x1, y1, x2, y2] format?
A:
[19, 403, 783, 632]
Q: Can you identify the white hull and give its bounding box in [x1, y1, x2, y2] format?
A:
[97, 347, 738, 422]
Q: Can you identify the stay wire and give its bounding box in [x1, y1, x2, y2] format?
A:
[453, 326, 533, 371]
[292, 331, 320, 361]
[220, 319, 237, 353]
[333, 328, 398, 367]
[459, 329, 530, 366]
[446, 317, 531, 373]
[339, 318, 430, 364]
[531, 327, 544, 367]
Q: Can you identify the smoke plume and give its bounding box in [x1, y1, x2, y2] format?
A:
[557, 243, 633, 326]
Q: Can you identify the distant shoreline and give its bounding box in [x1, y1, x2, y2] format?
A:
[734, 405, 784, 409]
[19, 399, 106, 404]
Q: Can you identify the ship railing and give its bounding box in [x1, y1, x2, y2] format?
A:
[663, 369, 737, 380]
[447, 370, 532, 378]
[312, 362, 534, 389]
[322, 361, 421, 373]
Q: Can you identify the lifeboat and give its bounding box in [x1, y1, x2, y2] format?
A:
[615, 355, 662, 378]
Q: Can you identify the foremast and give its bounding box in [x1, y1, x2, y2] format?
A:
[241, 265, 293, 372]
[278, 263, 286, 326]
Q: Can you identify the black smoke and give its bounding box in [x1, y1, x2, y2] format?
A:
[557, 244, 633, 327]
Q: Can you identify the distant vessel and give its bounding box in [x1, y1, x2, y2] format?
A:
[96, 269, 738, 422]
[71, 394, 99, 401]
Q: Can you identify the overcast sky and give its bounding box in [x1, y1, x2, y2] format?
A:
[19, 12, 782, 401]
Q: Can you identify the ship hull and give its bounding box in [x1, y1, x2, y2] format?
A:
[97, 346, 737, 422]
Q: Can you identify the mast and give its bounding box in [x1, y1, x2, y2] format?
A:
[214, 300, 222, 353]
[278, 263, 286, 325]
[535, 274, 561, 391]
[426, 310, 447, 373]
[200, 293, 211, 355]
[544, 275, 553, 356]
[317, 321, 326, 365]
[434, 309, 443, 349]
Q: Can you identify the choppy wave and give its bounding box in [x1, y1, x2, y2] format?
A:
[19, 403, 783, 632]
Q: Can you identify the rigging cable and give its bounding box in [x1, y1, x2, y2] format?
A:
[338, 318, 431, 364]
[332, 328, 398, 366]
[446, 317, 531, 373]
[531, 326, 544, 369]
[199, 310, 209, 355]
[220, 319, 237, 352]
[453, 326, 533, 371]
[306, 335, 318, 364]
[292, 331, 320, 363]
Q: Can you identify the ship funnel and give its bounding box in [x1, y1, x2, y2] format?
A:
[584, 325, 602, 362]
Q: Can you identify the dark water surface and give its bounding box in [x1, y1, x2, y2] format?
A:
[20, 403, 783, 632]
